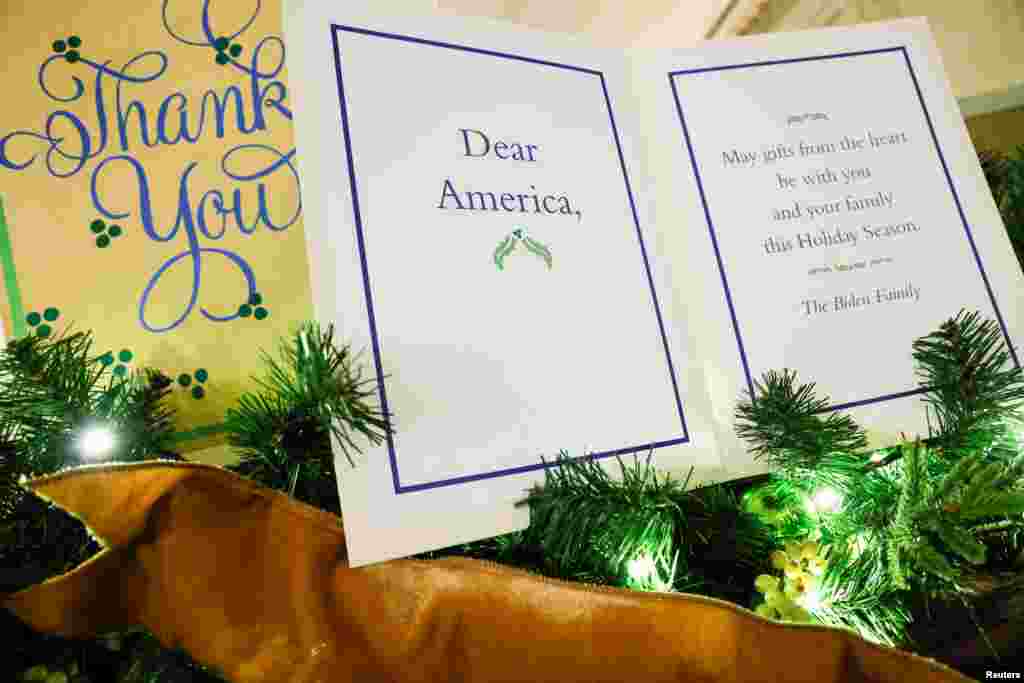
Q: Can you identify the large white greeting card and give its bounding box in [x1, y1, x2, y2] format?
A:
[283, 1, 1023, 566]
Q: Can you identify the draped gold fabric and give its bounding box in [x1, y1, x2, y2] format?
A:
[2, 462, 973, 682]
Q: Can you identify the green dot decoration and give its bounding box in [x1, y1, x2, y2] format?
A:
[113, 365, 127, 377]
[238, 304, 252, 318]
[90, 218, 124, 248]
[100, 352, 114, 366]
[213, 36, 242, 66]
[254, 307, 268, 320]
[25, 309, 60, 337]
[53, 35, 80, 58]
[248, 292, 262, 306]
[176, 368, 210, 399]
[118, 349, 133, 363]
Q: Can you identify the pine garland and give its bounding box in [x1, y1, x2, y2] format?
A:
[4, 141, 1024, 681]
[222, 322, 390, 511]
[912, 309, 1024, 459]
[735, 368, 868, 494]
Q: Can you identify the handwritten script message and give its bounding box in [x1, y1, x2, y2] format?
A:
[0, 0, 300, 333]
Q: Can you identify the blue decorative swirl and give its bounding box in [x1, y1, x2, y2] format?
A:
[37, 54, 85, 103]
[221, 143, 301, 230]
[162, 0, 261, 47]
[139, 246, 257, 332]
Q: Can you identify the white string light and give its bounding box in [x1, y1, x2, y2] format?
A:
[626, 554, 656, 582]
[77, 424, 116, 459]
[799, 585, 823, 611]
[805, 486, 843, 514]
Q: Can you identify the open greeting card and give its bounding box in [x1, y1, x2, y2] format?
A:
[283, 1, 1024, 566]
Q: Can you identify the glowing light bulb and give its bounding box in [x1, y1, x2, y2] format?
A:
[806, 487, 843, 514]
[627, 555, 656, 582]
[78, 425, 115, 459]
[800, 585, 823, 611]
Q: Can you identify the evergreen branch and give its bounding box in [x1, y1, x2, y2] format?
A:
[683, 480, 778, 575]
[815, 542, 912, 647]
[876, 445, 1024, 588]
[224, 322, 391, 511]
[0, 330, 177, 472]
[518, 450, 777, 601]
[519, 451, 684, 588]
[912, 310, 1024, 457]
[0, 329, 178, 600]
[735, 369, 868, 490]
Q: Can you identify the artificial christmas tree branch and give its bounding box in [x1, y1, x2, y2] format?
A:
[735, 368, 868, 493]
[912, 309, 1024, 459]
[222, 322, 391, 514]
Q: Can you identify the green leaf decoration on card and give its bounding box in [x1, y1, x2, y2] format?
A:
[494, 227, 552, 271]
[522, 235, 553, 269]
[493, 236, 515, 271]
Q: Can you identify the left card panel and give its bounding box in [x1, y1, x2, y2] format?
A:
[0, 1, 313, 444]
[285, 1, 719, 566]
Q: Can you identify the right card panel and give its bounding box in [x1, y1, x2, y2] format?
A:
[648, 18, 1024, 454]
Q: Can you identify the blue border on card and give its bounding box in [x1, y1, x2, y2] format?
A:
[668, 46, 1019, 414]
[330, 24, 689, 494]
